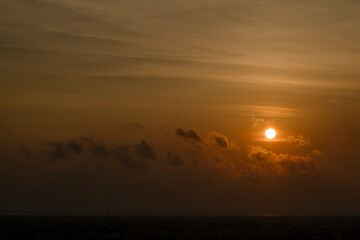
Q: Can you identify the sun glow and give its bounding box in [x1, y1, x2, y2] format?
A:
[265, 128, 276, 139]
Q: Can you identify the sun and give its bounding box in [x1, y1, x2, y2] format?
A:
[265, 128, 276, 139]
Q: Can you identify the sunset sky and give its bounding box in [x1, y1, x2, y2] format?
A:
[1, 0, 360, 215]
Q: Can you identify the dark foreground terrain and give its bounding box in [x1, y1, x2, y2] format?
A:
[0, 215, 359, 240]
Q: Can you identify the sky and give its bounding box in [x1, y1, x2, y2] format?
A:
[0, 0, 360, 215]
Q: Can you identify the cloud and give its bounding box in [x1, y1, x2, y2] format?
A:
[175, 128, 202, 142]
[18, 144, 32, 158]
[115, 145, 148, 170]
[248, 146, 317, 176]
[311, 149, 324, 157]
[248, 146, 269, 161]
[43, 139, 85, 161]
[214, 156, 223, 163]
[214, 136, 228, 148]
[248, 115, 265, 129]
[19, 129, 321, 179]
[134, 140, 156, 159]
[43, 142, 68, 161]
[67, 140, 83, 153]
[38, 137, 155, 170]
[174, 128, 233, 150]
[207, 131, 229, 148]
[279, 156, 317, 175]
[241, 171, 260, 180]
[166, 153, 184, 166]
[286, 135, 311, 147]
[89, 141, 108, 157]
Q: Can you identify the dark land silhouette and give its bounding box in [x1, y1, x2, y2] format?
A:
[0, 215, 359, 239]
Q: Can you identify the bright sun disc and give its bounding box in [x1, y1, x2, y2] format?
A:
[265, 128, 276, 139]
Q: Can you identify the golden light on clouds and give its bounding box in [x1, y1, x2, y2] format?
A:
[265, 128, 276, 140]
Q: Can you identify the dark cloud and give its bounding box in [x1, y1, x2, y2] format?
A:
[114, 145, 132, 164]
[18, 144, 31, 158]
[175, 128, 202, 142]
[38, 137, 154, 170]
[279, 157, 317, 175]
[242, 171, 260, 180]
[80, 136, 94, 143]
[214, 136, 228, 148]
[42, 137, 98, 161]
[203, 131, 230, 149]
[115, 145, 148, 170]
[67, 140, 82, 153]
[166, 153, 184, 166]
[214, 156, 222, 163]
[89, 142, 108, 157]
[135, 140, 156, 159]
[44, 143, 68, 160]
[42, 140, 84, 161]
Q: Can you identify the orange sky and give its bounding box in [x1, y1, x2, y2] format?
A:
[0, 0, 360, 215]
